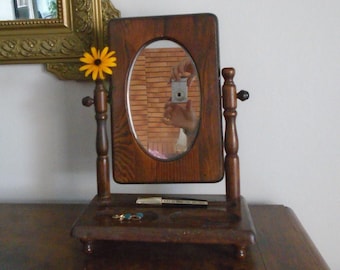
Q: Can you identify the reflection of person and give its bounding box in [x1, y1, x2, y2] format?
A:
[163, 58, 198, 148]
[163, 100, 197, 136]
[171, 57, 196, 86]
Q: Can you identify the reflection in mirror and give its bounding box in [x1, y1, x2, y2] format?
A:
[128, 40, 200, 160]
[1, 0, 57, 20]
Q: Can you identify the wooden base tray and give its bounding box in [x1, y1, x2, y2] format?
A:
[71, 194, 256, 258]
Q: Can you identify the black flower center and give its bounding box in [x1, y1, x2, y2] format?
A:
[94, 59, 101, 66]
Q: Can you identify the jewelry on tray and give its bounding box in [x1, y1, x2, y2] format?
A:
[112, 212, 144, 221]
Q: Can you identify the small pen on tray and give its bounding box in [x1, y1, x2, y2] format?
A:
[136, 197, 208, 207]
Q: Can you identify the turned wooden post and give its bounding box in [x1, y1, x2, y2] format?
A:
[82, 80, 110, 200]
[94, 80, 110, 200]
[222, 68, 248, 200]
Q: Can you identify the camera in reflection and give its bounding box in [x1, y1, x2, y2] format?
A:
[171, 78, 188, 103]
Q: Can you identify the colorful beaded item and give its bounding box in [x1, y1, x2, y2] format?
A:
[112, 212, 144, 221]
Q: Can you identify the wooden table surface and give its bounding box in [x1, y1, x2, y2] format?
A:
[0, 203, 329, 270]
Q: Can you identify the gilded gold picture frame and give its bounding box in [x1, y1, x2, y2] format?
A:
[0, 0, 120, 80]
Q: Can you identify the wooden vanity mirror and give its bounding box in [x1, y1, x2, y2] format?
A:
[72, 13, 255, 259]
[109, 14, 223, 183]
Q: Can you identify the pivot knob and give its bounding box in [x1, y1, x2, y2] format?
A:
[237, 90, 249, 101]
[82, 96, 94, 107]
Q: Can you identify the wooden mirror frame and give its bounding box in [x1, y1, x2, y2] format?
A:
[109, 14, 224, 184]
[0, 0, 120, 80]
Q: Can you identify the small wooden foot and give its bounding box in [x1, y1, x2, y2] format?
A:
[81, 240, 94, 254]
[235, 245, 247, 259]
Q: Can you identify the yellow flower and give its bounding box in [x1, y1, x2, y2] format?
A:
[79, 46, 117, 80]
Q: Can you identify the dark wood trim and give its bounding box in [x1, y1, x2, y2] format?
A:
[109, 14, 224, 184]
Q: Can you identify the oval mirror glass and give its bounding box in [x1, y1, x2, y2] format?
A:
[128, 40, 201, 160]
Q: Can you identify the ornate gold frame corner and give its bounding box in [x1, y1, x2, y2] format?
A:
[46, 0, 120, 80]
[0, 0, 120, 80]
